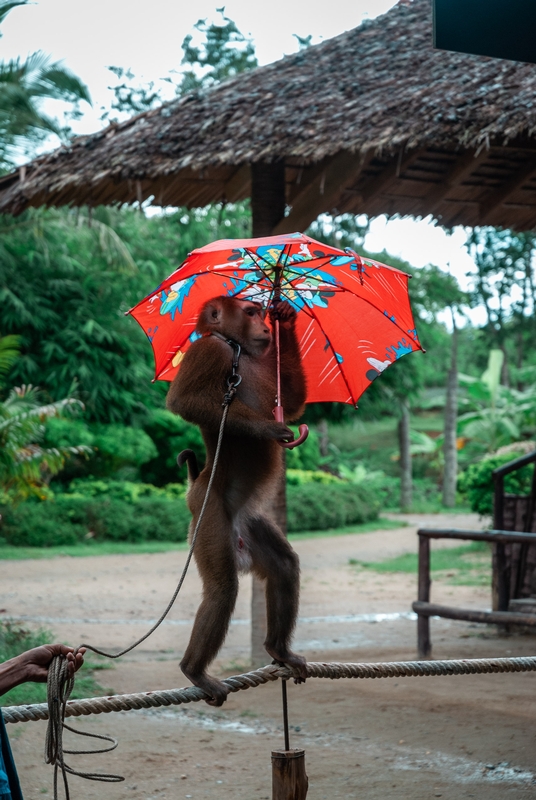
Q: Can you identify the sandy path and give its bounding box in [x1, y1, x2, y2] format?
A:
[2, 512, 536, 799]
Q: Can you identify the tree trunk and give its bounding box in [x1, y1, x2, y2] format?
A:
[442, 316, 458, 508]
[250, 161, 287, 668]
[317, 418, 329, 458]
[398, 400, 412, 511]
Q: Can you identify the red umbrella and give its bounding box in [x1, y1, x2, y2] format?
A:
[128, 232, 423, 406]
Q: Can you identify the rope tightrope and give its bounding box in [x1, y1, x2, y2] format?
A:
[4, 656, 536, 725]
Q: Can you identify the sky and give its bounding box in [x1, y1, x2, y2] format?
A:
[0, 0, 482, 323]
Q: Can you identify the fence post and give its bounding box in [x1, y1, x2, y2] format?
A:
[417, 533, 431, 658]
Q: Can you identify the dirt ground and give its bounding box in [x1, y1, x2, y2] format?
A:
[2, 512, 536, 800]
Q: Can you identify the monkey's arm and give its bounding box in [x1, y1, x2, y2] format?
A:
[167, 338, 293, 441]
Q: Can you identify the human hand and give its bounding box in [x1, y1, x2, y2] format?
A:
[15, 644, 85, 684]
[0, 644, 85, 696]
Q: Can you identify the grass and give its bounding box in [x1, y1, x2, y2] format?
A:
[0, 539, 190, 560]
[289, 517, 406, 540]
[349, 541, 491, 586]
[0, 518, 406, 560]
[0, 620, 108, 707]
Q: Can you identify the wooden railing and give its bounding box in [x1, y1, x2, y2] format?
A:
[413, 528, 536, 659]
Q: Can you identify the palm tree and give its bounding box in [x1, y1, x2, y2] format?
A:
[0, 0, 90, 170]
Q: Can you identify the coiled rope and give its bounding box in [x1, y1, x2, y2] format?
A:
[4, 655, 536, 725]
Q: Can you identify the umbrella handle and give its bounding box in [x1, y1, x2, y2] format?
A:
[273, 406, 309, 449]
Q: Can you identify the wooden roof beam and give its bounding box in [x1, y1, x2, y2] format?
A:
[479, 157, 536, 223]
[425, 149, 488, 215]
[354, 147, 424, 209]
[273, 151, 368, 235]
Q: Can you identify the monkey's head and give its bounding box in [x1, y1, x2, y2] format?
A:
[196, 296, 272, 355]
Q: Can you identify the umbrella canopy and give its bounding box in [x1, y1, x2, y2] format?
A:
[128, 232, 423, 406]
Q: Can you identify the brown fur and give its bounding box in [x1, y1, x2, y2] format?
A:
[166, 296, 307, 705]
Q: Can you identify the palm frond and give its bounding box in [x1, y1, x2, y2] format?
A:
[0, 334, 20, 382]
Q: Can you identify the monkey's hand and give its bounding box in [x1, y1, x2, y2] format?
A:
[269, 300, 297, 329]
[270, 422, 295, 443]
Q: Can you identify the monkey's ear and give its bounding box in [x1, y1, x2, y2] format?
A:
[197, 298, 223, 333]
[206, 300, 222, 323]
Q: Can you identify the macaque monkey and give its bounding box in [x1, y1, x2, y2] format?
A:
[166, 296, 307, 706]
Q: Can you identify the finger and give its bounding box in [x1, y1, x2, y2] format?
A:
[48, 643, 76, 658]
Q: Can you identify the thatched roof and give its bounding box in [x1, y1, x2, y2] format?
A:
[3, 0, 536, 229]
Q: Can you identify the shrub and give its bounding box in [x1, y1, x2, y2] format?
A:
[0, 501, 87, 546]
[141, 409, 205, 486]
[286, 428, 321, 471]
[0, 491, 190, 547]
[458, 452, 533, 516]
[287, 482, 379, 532]
[286, 469, 343, 486]
[65, 478, 186, 502]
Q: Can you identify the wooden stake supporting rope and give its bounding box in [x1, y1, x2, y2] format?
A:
[273, 677, 309, 799]
[272, 749, 308, 800]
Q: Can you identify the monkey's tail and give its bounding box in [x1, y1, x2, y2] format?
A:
[177, 449, 200, 482]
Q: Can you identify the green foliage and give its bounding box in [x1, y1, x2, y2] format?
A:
[458, 451, 534, 516]
[0, 334, 20, 386]
[306, 214, 368, 252]
[140, 409, 205, 486]
[0, 205, 254, 423]
[0, 384, 92, 501]
[458, 349, 536, 455]
[0, 619, 103, 705]
[286, 468, 342, 486]
[104, 65, 162, 120]
[66, 478, 186, 501]
[92, 424, 157, 475]
[0, 1, 90, 169]
[466, 228, 536, 357]
[0, 491, 190, 546]
[179, 10, 258, 94]
[285, 427, 321, 471]
[287, 482, 379, 532]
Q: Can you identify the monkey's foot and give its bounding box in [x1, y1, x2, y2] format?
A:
[181, 667, 229, 707]
[266, 647, 308, 684]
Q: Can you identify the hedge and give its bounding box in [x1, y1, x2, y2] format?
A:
[0, 495, 191, 547]
[287, 483, 379, 532]
[0, 481, 380, 546]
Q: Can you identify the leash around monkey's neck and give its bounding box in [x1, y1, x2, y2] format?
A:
[208, 332, 243, 406]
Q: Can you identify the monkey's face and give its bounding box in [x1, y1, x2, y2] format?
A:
[197, 297, 272, 355]
[236, 301, 272, 355]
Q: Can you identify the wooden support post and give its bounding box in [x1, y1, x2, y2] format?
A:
[417, 534, 431, 659]
[250, 160, 287, 668]
[495, 542, 509, 611]
[272, 750, 308, 800]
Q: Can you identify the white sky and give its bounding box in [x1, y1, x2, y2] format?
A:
[1, 0, 483, 323]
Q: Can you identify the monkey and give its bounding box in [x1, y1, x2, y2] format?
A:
[166, 295, 307, 706]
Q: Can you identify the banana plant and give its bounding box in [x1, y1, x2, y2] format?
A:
[458, 350, 536, 453]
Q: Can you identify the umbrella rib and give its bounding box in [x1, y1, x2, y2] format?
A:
[242, 248, 277, 285]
